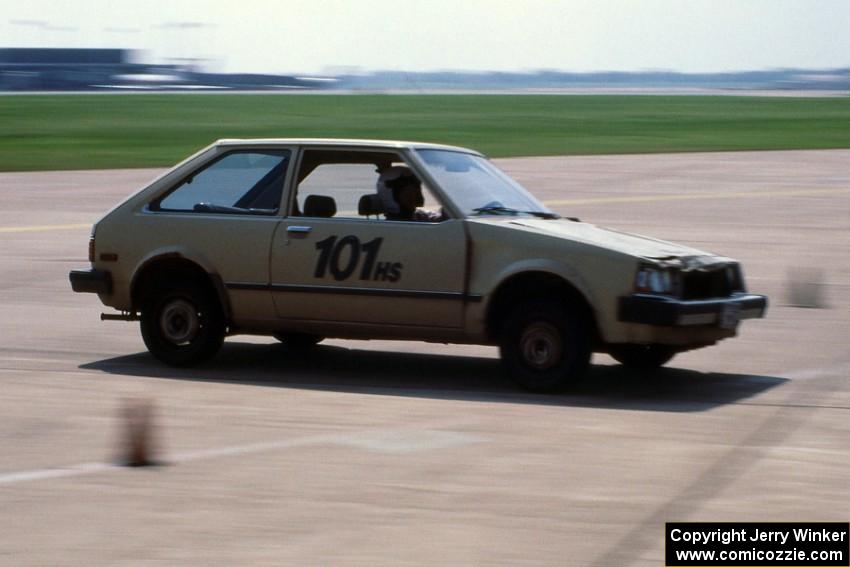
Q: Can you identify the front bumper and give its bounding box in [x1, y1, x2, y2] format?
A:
[618, 293, 767, 328]
[69, 269, 112, 294]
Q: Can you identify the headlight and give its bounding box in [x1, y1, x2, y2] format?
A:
[726, 263, 746, 292]
[635, 265, 675, 295]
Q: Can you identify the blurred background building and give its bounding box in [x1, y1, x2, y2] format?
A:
[0, 47, 332, 91]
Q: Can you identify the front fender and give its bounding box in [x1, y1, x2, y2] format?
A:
[484, 258, 597, 310]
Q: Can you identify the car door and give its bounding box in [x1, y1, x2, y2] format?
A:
[269, 149, 468, 329]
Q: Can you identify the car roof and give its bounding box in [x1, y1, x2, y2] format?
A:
[214, 138, 483, 156]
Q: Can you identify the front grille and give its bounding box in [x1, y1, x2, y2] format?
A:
[679, 265, 741, 299]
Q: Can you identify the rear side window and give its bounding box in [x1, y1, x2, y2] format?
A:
[155, 150, 290, 214]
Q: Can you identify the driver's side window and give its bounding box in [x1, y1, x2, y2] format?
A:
[292, 149, 443, 221]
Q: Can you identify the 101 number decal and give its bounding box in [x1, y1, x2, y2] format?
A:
[314, 235, 402, 282]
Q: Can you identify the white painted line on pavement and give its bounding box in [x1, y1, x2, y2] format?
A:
[0, 462, 119, 486]
[0, 419, 481, 487]
[333, 428, 482, 454]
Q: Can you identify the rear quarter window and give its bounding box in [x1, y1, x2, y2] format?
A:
[155, 150, 290, 214]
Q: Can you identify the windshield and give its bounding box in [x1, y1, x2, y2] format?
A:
[416, 149, 558, 218]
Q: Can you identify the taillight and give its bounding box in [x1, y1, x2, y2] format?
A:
[88, 236, 95, 263]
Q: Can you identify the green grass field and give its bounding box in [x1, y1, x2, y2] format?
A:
[1, 94, 849, 171]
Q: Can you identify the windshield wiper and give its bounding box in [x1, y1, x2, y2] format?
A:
[472, 205, 560, 219]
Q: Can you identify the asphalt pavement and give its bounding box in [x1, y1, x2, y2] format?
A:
[1, 150, 848, 566]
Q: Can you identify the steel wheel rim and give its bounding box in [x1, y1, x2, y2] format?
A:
[159, 298, 200, 345]
[519, 321, 563, 370]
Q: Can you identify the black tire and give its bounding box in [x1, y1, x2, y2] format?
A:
[499, 299, 591, 393]
[608, 344, 676, 370]
[272, 332, 324, 349]
[140, 281, 225, 366]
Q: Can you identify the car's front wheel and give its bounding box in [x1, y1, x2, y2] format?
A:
[500, 299, 591, 392]
[140, 281, 225, 366]
[608, 344, 676, 370]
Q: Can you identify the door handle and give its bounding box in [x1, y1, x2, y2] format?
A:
[287, 226, 312, 234]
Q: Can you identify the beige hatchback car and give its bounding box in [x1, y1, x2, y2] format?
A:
[70, 139, 766, 392]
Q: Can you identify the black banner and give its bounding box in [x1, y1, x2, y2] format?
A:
[666, 522, 849, 566]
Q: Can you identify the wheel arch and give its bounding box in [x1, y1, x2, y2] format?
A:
[130, 253, 231, 321]
[485, 270, 600, 347]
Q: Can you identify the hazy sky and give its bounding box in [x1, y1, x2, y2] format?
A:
[3, 0, 849, 75]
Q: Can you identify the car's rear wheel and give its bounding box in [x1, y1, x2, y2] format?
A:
[273, 332, 324, 348]
[500, 299, 591, 392]
[140, 281, 225, 366]
[608, 344, 676, 370]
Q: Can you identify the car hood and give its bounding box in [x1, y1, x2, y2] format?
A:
[479, 218, 714, 260]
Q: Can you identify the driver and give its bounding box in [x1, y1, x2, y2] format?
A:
[376, 166, 444, 222]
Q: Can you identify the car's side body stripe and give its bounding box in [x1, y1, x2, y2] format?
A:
[225, 281, 483, 302]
